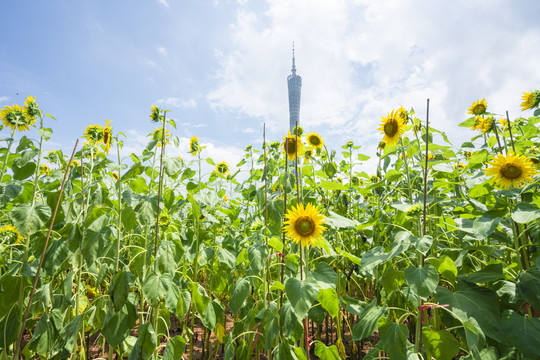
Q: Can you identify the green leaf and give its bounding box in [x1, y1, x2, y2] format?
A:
[377, 317, 409, 360]
[319, 180, 347, 191]
[516, 267, 540, 312]
[229, 277, 250, 315]
[404, 264, 439, 299]
[163, 156, 183, 177]
[381, 266, 405, 293]
[108, 270, 136, 312]
[285, 278, 319, 319]
[142, 272, 172, 306]
[50, 314, 84, 357]
[163, 336, 186, 360]
[463, 317, 485, 349]
[429, 255, 457, 282]
[360, 246, 388, 273]
[268, 237, 284, 253]
[102, 300, 138, 348]
[458, 263, 504, 283]
[10, 203, 51, 236]
[351, 299, 389, 341]
[130, 323, 157, 360]
[432, 163, 455, 173]
[325, 210, 358, 229]
[422, 327, 460, 360]
[434, 281, 500, 340]
[412, 235, 433, 256]
[500, 310, 540, 357]
[317, 288, 339, 318]
[311, 262, 338, 290]
[459, 117, 476, 128]
[0, 304, 21, 349]
[473, 213, 501, 239]
[37, 127, 53, 140]
[511, 203, 540, 224]
[314, 342, 341, 360]
[82, 226, 113, 265]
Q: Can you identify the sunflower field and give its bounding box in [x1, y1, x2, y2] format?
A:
[0, 92, 540, 360]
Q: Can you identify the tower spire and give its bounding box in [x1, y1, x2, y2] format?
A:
[292, 42, 296, 75]
[287, 42, 302, 132]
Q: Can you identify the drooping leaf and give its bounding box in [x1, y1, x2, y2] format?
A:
[422, 327, 460, 360]
[229, 277, 250, 315]
[377, 317, 409, 360]
[404, 264, 439, 299]
[285, 278, 319, 319]
[352, 299, 388, 341]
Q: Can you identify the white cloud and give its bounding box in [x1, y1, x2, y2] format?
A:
[158, 0, 169, 8]
[0, 96, 10, 103]
[157, 46, 168, 58]
[208, 0, 540, 154]
[156, 97, 197, 108]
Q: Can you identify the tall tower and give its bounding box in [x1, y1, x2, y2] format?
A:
[287, 44, 302, 133]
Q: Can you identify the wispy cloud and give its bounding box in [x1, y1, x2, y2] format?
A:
[0, 96, 10, 103]
[157, 0, 169, 8]
[157, 97, 197, 108]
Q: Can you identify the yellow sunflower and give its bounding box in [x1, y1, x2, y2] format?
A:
[112, 172, 119, 180]
[284, 202, 326, 248]
[396, 106, 408, 123]
[282, 130, 304, 161]
[378, 110, 406, 146]
[23, 96, 39, 120]
[83, 124, 104, 144]
[216, 161, 230, 175]
[520, 91, 539, 111]
[189, 135, 199, 156]
[471, 115, 483, 131]
[304, 149, 313, 163]
[485, 153, 537, 189]
[103, 119, 112, 155]
[40, 164, 50, 176]
[468, 98, 487, 115]
[152, 127, 171, 147]
[0, 224, 24, 244]
[479, 116, 494, 133]
[150, 105, 161, 122]
[1, 104, 36, 132]
[305, 132, 324, 149]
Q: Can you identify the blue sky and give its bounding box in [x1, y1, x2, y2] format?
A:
[2, 0, 540, 172]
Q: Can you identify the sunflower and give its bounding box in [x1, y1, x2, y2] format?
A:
[152, 127, 171, 147]
[499, 119, 508, 131]
[471, 115, 483, 131]
[479, 116, 494, 133]
[293, 126, 304, 137]
[396, 106, 408, 123]
[112, 173, 119, 180]
[378, 141, 386, 151]
[370, 175, 379, 183]
[103, 119, 112, 155]
[520, 91, 539, 111]
[485, 153, 537, 189]
[83, 124, 104, 144]
[283, 202, 326, 248]
[150, 105, 161, 122]
[216, 161, 230, 175]
[282, 130, 304, 161]
[1, 104, 36, 131]
[40, 164, 50, 176]
[378, 110, 406, 146]
[23, 96, 39, 120]
[304, 149, 313, 163]
[305, 132, 324, 149]
[189, 136, 199, 156]
[468, 98, 487, 115]
[351, 176, 361, 186]
[0, 224, 24, 244]
[159, 212, 171, 227]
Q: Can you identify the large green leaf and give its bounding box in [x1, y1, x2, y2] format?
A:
[310, 262, 338, 290]
[458, 263, 504, 284]
[82, 225, 113, 265]
[163, 156, 183, 177]
[229, 277, 250, 315]
[142, 272, 172, 306]
[102, 300, 138, 348]
[360, 246, 388, 272]
[325, 210, 358, 228]
[314, 342, 341, 360]
[317, 288, 339, 318]
[163, 336, 186, 360]
[434, 282, 500, 340]
[404, 264, 439, 299]
[422, 327, 460, 360]
[429, 255, 457, 282]
[10, 203, 51, 236]
[472, 213, 500, 239]
[351, 299, 388, 341]
[511, 203, 540, 224]
[49, 314, 84, 358]
[108, 270, 136, 312]
[377, 317, 409, 360]
[516, 267, 540, 312]
[500, 310, 540, 357]
[285, 278, 319, 320]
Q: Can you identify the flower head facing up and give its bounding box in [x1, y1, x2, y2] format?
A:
[216, 161, 230, 175]
[23, 96, 39, 120]
[485, 153, 537, 190]
[284, 202, 326, 248]
[282, 130, 304, 161]
[83, 124, 104, 144]
[520, 91, 540, 111]
[150, 105, 162, 122]
[103, 119, 112, 155]
[378, 110, 406, 146]
[189, 136, 199, 156]
[306, 132, 324, 149]
[1, 104, 36, 132]
[468, 98, 487, 115]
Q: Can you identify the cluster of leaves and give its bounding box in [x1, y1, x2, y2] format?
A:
[0, 96, 539, 360]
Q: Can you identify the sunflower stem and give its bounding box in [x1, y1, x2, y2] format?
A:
[154, 111, 167, 265]
[506, 111, 516, 154]
[0, 128, 15, 183]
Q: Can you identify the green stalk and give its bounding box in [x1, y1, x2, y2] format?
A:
[0, 128, 16, 183]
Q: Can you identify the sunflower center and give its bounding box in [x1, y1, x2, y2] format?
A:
[474, 105, 486, 114]
[294, 217, 315, 236]
[309, 136, 320, 146]
[286, 138, 297, 154]
[500, 163, 522, 179]
[384, 120, 398, 137]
